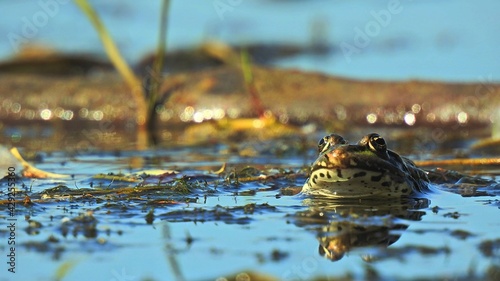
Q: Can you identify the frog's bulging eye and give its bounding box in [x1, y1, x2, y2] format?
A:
[359, 133, 387, 152]
[368, 134, 387, 152]
[318, 134, 348, 153]
[318, 137, 330, 153]
[318, 137, 326, 147]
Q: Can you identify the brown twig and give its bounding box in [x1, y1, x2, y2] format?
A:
[415, 158, 500, 167]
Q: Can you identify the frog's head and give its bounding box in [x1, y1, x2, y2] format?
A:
[302, 133, 429, 199]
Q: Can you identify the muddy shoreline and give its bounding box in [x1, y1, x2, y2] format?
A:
[1, 53, 499, 148]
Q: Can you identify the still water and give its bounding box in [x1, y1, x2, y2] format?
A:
[1, 137, 499, 280]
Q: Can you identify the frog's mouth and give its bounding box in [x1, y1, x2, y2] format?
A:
[302, 149, 414, 198]
[303, 166, 412, 199]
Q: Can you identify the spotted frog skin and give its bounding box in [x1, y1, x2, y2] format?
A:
[302, 133, 430, 199]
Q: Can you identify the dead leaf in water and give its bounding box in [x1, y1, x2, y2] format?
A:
[10, 147, 69, 179]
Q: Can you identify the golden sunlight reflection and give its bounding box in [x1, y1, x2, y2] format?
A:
[404, 112, 416, 126]
[40, 109, 52, 120]
[457, 111, 468, 124]
[411, 103, 421, 114]
[366, 113, 377, 124]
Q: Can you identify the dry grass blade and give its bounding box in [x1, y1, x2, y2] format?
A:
[74, 0, 147, 128]
[10, 147, 69, 179]
[74, 0, 141, 90]
[212, 163, 227, 175]
[147, 0, 170, 130]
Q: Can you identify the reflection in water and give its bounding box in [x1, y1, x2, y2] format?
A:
[292, 197, 430, 261]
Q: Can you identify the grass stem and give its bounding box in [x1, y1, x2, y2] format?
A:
[74, 0, 147, 128]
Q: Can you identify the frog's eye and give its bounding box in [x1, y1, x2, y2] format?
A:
[318, 136, 330, 153]
[318, 134, 348, 153]
[368, 134, 387, 152]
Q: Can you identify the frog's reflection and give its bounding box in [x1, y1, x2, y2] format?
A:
[293, 197, 430, 261]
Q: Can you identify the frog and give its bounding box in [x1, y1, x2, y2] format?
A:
[301, 133, 430, 199]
